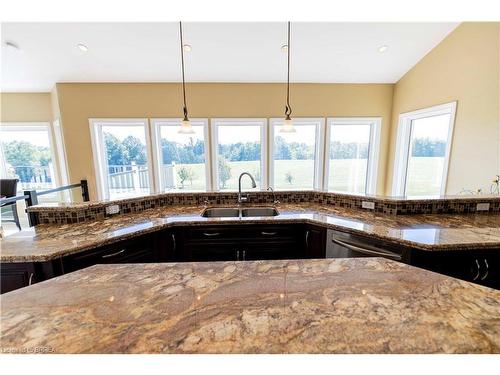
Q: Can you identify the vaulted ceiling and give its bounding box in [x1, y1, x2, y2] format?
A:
[1, 22, 458, 91]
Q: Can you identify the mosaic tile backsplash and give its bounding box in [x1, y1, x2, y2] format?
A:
[29, 191, 500, 225]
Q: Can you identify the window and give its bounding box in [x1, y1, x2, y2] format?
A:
[325, 118, 381, 194]
[151, 119, 210, 192]
[0, 123, 60, 193]
[392, 102, 456, 197]
[269, 118, 324, 190]
[211, 119, 267, 191]
[89, 119, 154, 200]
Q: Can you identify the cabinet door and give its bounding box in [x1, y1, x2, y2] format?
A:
[189, 244, 238, 262]
[305, 226, 326, 259]
[243, 242, 302, 261]
[1, 263, 37, 294]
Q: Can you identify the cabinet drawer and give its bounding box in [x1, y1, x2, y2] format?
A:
[62, 235, 157, 273]
[187, 227, 235, 240]
[186, 225, 300, 242]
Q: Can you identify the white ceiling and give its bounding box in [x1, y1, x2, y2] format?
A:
[1, 22, 459, 92]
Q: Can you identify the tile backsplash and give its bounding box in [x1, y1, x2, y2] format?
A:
[29, 191, 500, 225]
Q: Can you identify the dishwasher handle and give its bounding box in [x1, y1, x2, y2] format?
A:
[331, 236, 402, 261]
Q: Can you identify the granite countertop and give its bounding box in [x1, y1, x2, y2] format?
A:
[2, 203, 500, 262]
[1, 258, 498, 354]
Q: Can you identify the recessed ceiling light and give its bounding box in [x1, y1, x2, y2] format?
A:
[281, 44, 288, 52]
[76, 43, 88, 52]
[183, 44, 192, 52]
[378, 45, 388, 53]
[4, 41, 20, 51]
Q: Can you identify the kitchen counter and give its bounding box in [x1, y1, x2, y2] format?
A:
[2, 203, 500, 262]
[1, 258, 498, 353]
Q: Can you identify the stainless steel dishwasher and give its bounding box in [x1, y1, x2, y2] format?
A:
[326, 229, 403, 262]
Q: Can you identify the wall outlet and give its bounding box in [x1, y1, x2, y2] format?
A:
[105, 204, 120, 215]
[476, 203, 490, 211]
[361, 201, 375, 210]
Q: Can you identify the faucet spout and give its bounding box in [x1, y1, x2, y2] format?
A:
[238, 172, 257, 203]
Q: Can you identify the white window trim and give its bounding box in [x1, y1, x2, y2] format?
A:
[150, 118, 211, 192]
[210, 118, 268, 191]
[391, 101, 457, 197]
[269, 118, 325, 190]
[324, 117, 381, 195]
[89, 118, 154, 200]
[0, 122, 64, 188]
[52, 118, 69, 186]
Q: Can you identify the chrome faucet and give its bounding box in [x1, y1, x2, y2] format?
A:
[267, 187, 280, 205]
[238, 172, 257, 203]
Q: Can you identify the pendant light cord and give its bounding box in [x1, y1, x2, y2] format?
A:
[285, 21, 292, 118]
[179, 21, 188, 120]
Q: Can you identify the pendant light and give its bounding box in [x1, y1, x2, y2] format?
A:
[281, 21, 296, 133]
[178, 21, 195, 134]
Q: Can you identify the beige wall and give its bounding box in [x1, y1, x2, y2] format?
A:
[56, 82, 394, 198]
[0, 92, 53, 122]
[387, 22, 500, 195]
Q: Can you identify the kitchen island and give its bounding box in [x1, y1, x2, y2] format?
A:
[1, 258, 499, 353]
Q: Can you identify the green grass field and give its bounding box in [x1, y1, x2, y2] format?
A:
[169, 157, 444, 196]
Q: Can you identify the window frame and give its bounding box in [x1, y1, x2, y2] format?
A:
[269, 117, 325, 191]
[324, 117, 381, 195]
[89, 118, 154, 200]
[210, 118, 268, 191]
[391, 101, 457, 197]
[0, 122, 64, 189]
[150, 118, 211, 192]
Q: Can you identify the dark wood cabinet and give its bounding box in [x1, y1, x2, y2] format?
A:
[172, 224, 313, 262]
[304, 225, 327, 259]
[0, 259, 61, 294]
[61, 232, 163, 273]
[0, 224, 326, 294]
[0, 262, 37, 294]
[409, 248, 500, 289]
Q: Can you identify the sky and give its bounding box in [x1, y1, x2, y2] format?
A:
[411, 114, 450, 140]
[1, 129, 51, 147]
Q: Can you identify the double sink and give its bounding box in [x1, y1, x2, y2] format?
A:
[201, 207, 279, 218]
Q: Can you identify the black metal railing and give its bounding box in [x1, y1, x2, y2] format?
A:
[0, 179, 90, 227]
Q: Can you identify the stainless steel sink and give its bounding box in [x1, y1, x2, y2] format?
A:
[201, 207, 279, 218]
[201, 207, 240, 218]
[241, 207, 279, 217]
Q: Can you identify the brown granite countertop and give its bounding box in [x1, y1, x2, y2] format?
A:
[2, 203, 500, 263]
[1, 258, 498, 354]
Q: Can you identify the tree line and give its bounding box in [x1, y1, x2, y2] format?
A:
[102, 133, 449, 165]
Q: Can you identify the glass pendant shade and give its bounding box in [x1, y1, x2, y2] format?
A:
[280, 115, 296, 133]
[178, 117, 195, 134]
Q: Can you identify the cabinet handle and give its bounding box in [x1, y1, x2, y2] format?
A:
[242, 250, 246, 261]
[236, 250, 240, 261]
[102, 249, 126, 259]
[261, 231, 277, 236]
[472, 259, 481, 281]
[203, 232, 220, 237]
[331, 237, 402, 261]
[480, 259, 489, 281]
[172, 233, 176, 252]
[28, 272, 34, 286]
[305, 230, 310, 248]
